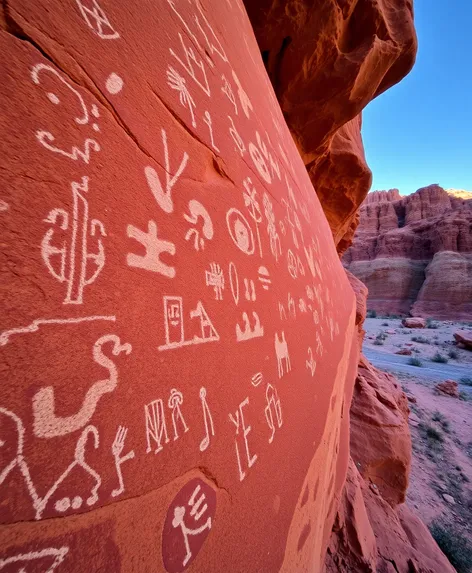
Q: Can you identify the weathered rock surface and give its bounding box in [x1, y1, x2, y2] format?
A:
[0, 2, 360, 571]
[243, 0, 417, 250]
[402, 317, 426, 328]
[454, 330, 472, 350]
[344, 185, 472, 318]
[325, 460, 456, 573]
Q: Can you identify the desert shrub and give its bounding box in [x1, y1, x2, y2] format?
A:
[459, 392, 470, 402]
[367, 309, 377, 318]
[430, 521, 472, 573]
[411, 336, 430, 344]
[382, 322, 389, 326]
[373, 339, 384, 346]
[460, 377, 472, 386]
[432, 411, 444, 422]
[408, 357, 423, 367]
[431, 352, 448, 363]
[425, 425, 444, 442]
[448, 349, 459, 359]
[426, 318, 440, 329]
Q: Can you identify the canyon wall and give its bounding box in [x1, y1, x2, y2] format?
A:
[0, 1, 450, 572]
[344, 185, 472, 319]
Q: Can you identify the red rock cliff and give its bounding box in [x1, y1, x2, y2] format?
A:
[344, 185, 472, 318]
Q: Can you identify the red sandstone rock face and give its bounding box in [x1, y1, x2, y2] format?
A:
[344, 185, 472, 318]
[454, 330, 472, 350]
[0, 2, 359, 571]
[243, 0, 417, 249]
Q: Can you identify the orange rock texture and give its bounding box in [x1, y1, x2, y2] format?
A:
[0, 1, 450, 572]
[344, 185, 472, 318]
[243, 0, 417, 251]
[0, 1, 357, 571]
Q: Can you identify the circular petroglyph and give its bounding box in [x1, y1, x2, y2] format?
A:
[105, 72, 124, 95]
[226, 208, 255, 255]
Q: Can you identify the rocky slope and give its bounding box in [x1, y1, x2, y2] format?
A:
[344, 185, 472, 319]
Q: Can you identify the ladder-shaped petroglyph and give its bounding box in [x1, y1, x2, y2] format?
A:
[42, 177, 106, 304]
[144, 387, 189, 454]
[32, 334, 132, 438]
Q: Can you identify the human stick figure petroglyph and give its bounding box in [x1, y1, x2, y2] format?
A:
[228, 116, 246, 155]
[229, 397, 257, 481]
[205, 262, 224, 300]
[171, 483, 213, 568]
[32, 334, 132, 438]
[275, 331, 291, 378]
[184, 200, 214, 251]
[31, 64, 100, 163]
[126, 220, 176, 278]
[42, 177, 106, 305]
[168, 389, 190, 440]
[0, 546, 69, 572]
[0, 408, 101, 520]
[199, 387, 215, 452]
[221, 74, 237, 114]
[144, 129, 189, 214]
[75, 0, 119, 39]
[111, 426, 135, 498]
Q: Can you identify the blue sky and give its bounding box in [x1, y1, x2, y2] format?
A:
[362, 0, 472, 195]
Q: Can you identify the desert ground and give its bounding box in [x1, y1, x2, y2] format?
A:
[364, 318, 472, 562]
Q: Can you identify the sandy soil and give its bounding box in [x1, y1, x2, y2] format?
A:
[363, 317, 472, 366]
[363, 318, 472, 547]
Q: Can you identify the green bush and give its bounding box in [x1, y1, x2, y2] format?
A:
[459, 377, 472, 386]
[431, 352, 448, 364]
[430, 522, 472, 573]
[408, 357, 423, 367]
[367, 309, 377, 318]
[382, 322, 389, 326]
[448, 349, 459, 359]
[373, 339, 384, 346]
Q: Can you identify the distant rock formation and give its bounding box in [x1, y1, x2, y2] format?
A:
[344, 185, 472, 319]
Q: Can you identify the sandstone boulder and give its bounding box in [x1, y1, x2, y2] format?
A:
[435, 380, 460, 398]
[402, 317, 426, 328]
[454, 330, 472, 350]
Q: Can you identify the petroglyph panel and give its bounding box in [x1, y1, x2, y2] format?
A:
[0, 0, 356, 571]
